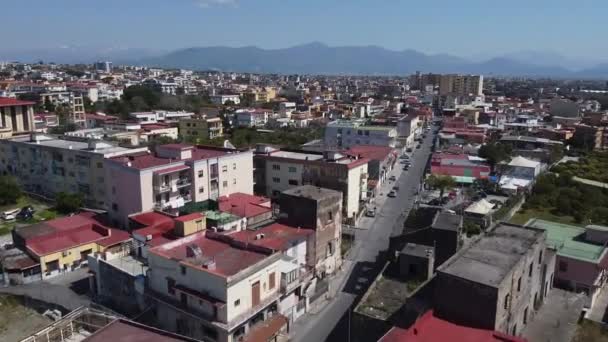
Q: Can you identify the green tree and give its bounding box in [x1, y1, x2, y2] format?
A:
[0, 176, 22, 205]
[426, 174, 457, 198]
[55, 192, 83, 214]
[478, 142, 513, 173]
[122, 85, 161, 109]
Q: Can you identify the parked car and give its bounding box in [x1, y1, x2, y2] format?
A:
[406, 148, 413, 152]
[416, 145, 422, 149]
[403, 165, 410, 171]
[1, 208, 20, 221]
[389, 175, 397, 181]
[392, 186, 400, 191]
[366, 208, 376, 217]
[388, 191, 397, 198]
[400, 155, 410, 160]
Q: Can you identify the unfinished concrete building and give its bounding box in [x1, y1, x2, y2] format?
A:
[434, 223, 555, 336]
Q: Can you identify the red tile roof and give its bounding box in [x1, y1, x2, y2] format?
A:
[22, 213, 130, 256]
[0, 97, 35, 107]
[150, 231, 272, 277]
[131, 212, 176, 243]
[346, 145, 395, 162]
[229, 223, 313, 251]
[242, 314, 288, 342]
[109, 146, 231, 170]
[378, 311, 527, 342]
[174, 212, 204, 222]
[85, 319, 198, 342]
[161, 143, 194, 150]
[86, 113, 118, 121]
[218, 193, 272, 218]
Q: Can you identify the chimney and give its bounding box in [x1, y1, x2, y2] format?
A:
[186, 244, 202, 258]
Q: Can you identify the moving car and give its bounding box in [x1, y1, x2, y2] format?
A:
[402, 165, 409, 171]
[389, 175, 397, 181]
[388, 190, 397, 198]
[366, 208, 376, 217]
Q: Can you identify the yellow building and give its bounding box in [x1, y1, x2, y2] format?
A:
[179, 116, 224, 142]
[10, 212, 131, 281]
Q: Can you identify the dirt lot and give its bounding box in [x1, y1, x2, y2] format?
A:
[0, 294, 52, 341]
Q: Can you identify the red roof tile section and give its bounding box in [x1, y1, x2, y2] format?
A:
[229, 223, 313, 251]
[242, 314, 288, 342]
[345, 145, 395, 162]
[22, 213, 130, 256]
[109, 145, 232, 170]
[149, 231, 272, 277]
[174, 212, 204, 222]
[378, 311, 527, 342]
[0, 97, 35, 107]
[218, 193, 272, 218]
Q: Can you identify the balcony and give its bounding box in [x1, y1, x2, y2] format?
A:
[176, 178, 191, 188]
[154, 184, 171, 193]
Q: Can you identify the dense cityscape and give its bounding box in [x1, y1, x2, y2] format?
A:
[2, 37, 608, 342]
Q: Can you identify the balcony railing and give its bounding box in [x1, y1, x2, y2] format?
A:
[154, 184, 171, 193]
[176, 178, 191, 188]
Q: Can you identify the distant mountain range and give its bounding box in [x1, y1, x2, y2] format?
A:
[2, 42, 608, 78]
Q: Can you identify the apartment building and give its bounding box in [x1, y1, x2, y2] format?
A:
[235, 108, 270, 128]
[179, 116, 224, 141]
[210, 94, 241, 105]
[324, 120, 399, 149]
[147, 231, 287, 342]
[105, 144, 253, 227]
[130, 110, 195, 124]
[0, 97, 36, 138]
[253, 145, 368, 220]
[439, 74, 484, 96]
[434, 223, 555, 336]
[0, 133, 142, 209]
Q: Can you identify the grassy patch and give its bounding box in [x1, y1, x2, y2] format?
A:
[0, 294, 52, 341]
[0, 196, 61, 236]
[573, 320, 608, 342]
[510, 207, 581, 226]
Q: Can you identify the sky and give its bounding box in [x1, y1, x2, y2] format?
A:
[2, 0, 607, 59]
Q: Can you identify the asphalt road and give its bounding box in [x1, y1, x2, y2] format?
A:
[291, 130, 436, 342]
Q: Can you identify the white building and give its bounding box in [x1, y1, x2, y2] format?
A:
[211, 95, 241, 106]
[147, 231, 289, 342]
[324, 120, 398, 149]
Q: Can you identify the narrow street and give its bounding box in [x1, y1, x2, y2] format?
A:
[290, 130, 436, 342]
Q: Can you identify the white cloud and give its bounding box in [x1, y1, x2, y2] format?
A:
[195, 0, 238, 8]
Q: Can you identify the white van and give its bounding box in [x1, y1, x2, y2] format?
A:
[1, 208, 20, 221]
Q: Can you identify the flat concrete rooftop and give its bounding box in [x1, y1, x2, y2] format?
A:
[438, 223, 543, 287]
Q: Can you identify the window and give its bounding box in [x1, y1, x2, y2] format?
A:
[523, 307, 528, 324]
[517, 277, 522, 291]
[538, 250, 543, 264]
[559, 261, 568, 272]
[288, 166, 297, 173]
[528, 262, 533, 277]
[328, 211, 333, 221]
[365, 130, 370, 136]
[97, 162, 103, 168]
[233, 163, 236, 170]
[222, 165, 228, 172]
[181, 265, 186, 275]
[504, 294, 510, 310]
[269, 272, 276, 289]
[233, 178, 236, 185]
[288, 179, 298, 186]
[357, 130, 362, 135]
[327, 242, 334, 256]
[198, 170, 204, 178]
[199, 186, 205, 193]
[272, 177, 280, 183]
[167, 278, 176, 295]
[112, 203, 118, 211]
[272, 164, 280, 171]
[222, 181, 228, 188]
[234, 299, 240, 307]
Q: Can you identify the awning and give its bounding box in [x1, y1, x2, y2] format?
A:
[154, 164, 190, 175]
